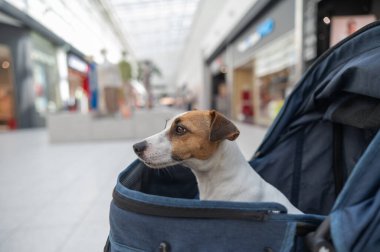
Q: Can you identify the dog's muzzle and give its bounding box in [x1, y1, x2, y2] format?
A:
[133, 141, 148, 157]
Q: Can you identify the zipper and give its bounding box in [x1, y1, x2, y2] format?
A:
[112, 189, 322, 236]
[112, 189, 272, 221]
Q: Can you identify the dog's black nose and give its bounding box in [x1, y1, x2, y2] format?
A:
[133, 141, 147, 155]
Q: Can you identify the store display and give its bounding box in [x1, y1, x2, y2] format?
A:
[97, 49, 122, 114]
[0, 45, 15, 130]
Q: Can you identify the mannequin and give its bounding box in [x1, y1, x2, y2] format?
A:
[118, 51, 134, 117]
[97, 49, 122, 114]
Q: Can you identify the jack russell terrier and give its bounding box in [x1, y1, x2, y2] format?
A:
[133, 110, 302, 214]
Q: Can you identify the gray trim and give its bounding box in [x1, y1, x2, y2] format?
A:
[0, 10, 22, 26]
[205, 0, 277, 65]
[0, 1, 86, 59]
[231, 0, 296, 68]
[294, 0, 304, 80]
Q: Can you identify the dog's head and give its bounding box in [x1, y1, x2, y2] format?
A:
[133, 110, 240, 169]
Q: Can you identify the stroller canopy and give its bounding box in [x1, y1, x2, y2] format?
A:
[253, 21, 380, 252]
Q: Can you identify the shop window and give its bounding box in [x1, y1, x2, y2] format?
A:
[30, 32, 60, 127]
[0, 45, 16, 130]
[233, 64, 254, 124]
[33, 63, 49, 114]
[256, 68, 290, 126]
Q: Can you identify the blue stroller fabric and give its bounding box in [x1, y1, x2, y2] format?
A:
[252, 20, 380, 251]
[330, 131, 380, 252]
[105, 21, 380, 252]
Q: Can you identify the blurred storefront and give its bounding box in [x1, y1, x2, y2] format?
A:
[0, 44, 15, 130]
[0, 19, 34, 129]
[67, 53, 91, 113]
[232, 12, 296, 126]
[0, 2, 92, 129]
[205, 0, 380, 126]
[247, 32, 295, 126]
[205, 0, 297, 126]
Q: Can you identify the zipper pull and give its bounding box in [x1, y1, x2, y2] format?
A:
[159, 241, 170, 252]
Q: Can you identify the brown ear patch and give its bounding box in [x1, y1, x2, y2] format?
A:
[209, 110, 240, 142]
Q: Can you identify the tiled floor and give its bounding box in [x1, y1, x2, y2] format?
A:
[0, 119, 267, 252]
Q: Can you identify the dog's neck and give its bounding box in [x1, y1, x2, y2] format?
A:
[183, 140, 303, 214]
[183, 140, 265, 201]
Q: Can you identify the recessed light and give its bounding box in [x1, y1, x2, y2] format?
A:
[323, 16, 331, 25]
[1, 61, 10, 69]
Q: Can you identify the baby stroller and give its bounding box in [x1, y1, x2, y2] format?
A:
[104, 21, 380, 252]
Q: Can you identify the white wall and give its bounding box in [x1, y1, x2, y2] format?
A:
[174, 0, 222, 109]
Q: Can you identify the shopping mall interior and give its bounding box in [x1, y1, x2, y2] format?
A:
[1, 0, 380, 251]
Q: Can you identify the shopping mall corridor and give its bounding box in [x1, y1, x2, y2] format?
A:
[0, 120, 267, 252]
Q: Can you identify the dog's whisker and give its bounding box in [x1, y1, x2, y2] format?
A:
[156, 168, 163, 176]
[164, 119, 170, 129]
[163, 167, 175, 179]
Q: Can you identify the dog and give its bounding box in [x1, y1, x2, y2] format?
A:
[133, 110, 302, 214]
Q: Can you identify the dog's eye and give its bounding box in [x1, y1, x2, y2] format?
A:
[175, 125, 187, 135]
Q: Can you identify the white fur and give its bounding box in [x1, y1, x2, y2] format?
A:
[184, 140, 302, 214]
[138, 131, 178, 169]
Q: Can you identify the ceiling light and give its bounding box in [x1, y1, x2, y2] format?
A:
[2, 61, 10, 69]
[323, 17, 331, 25]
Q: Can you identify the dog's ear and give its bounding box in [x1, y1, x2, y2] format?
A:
[209, 110, 240, 142]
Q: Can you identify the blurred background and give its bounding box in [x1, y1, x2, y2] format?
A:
[0, 0, 379, 251]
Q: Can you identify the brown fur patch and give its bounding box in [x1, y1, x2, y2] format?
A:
[168, 111, 220, 161]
